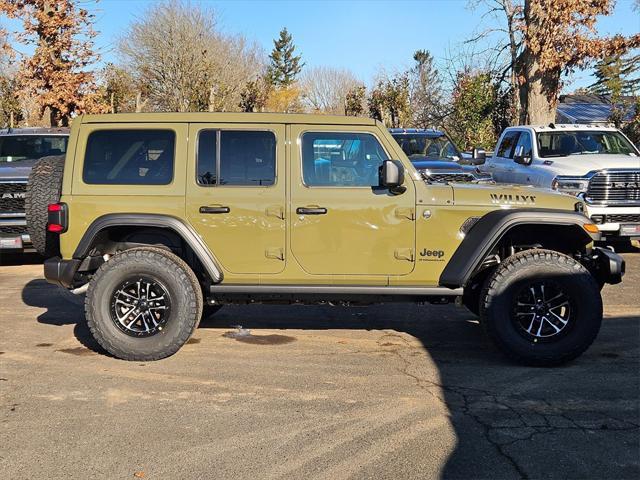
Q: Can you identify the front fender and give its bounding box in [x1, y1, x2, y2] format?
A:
[439, 208, 598, 288]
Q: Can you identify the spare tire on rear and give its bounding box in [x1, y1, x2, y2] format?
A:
[25, 155, 65, 257]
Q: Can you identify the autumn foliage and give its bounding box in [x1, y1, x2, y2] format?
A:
[0, 0, 106, 126]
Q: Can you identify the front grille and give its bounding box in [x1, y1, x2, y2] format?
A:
[599, 214, 640, 223]
[0, 182, 27, 212]
[424, 172, 476, 183]
[0, 224, 27, 235]
[586, 170, 640, 205]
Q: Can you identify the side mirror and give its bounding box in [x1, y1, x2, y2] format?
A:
[380, 159, 406, 194]
[513, 145, 532, 165]
[471, 147, 486, 165]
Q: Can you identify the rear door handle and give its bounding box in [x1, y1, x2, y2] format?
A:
[296, 207, 327, 215]
[199, 206, 230, 214]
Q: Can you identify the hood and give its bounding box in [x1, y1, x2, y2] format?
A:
[452, 182, 579, 210]
[411, 158, 464, 170]
[0, 158, 37, 180]
[543, 154, 640, 175]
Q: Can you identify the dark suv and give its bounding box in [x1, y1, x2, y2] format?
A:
[389, 128, 492, 183]
[0, 128, 69, 253]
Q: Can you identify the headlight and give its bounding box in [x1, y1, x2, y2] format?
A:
[551, 176, 589, 196]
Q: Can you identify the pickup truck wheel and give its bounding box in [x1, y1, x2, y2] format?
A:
[25, 155, 65, 257]
[85, 247, 203, 361]
[480, 249, 602, 366]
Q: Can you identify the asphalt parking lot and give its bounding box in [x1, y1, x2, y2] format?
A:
[0, 250, 638, 480]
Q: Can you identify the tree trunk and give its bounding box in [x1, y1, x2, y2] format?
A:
[519, 0, 561, 125]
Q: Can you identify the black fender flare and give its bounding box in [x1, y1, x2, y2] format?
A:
[73, 213, 223, 283]
[439, 208, 599, 288]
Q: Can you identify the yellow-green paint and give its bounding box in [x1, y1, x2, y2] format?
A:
[59, 112, 581, 287]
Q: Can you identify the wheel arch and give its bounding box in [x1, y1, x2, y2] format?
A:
[439, 209, 598, 289]
[73, 214, 223, 283]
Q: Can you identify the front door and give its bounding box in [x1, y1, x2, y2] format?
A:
[186, 124, 286, 275]
[289, 126, 416, 277]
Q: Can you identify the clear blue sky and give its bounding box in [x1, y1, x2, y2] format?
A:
[7, 0, 640, 91]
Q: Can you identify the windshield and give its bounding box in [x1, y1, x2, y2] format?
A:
[537, 131, 638, 158]
[0, 135, 68, 163]
[392, 134, 460, 161]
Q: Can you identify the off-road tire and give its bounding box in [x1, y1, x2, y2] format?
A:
[85, 247, 203, 361]
[25, 155, 65, 257]
[480, 249, 602, 367]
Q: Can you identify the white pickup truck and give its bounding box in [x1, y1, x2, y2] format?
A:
[481, 124, 640, 241]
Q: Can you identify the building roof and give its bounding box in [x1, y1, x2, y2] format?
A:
[556, 102, 636, 124]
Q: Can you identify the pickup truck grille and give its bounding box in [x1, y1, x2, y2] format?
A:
[423, 172, 476, 183]
[601, 214, 640, 223]
[0, 224, 27, 235]
[0, 182, 27, 212]
[586, 170, 640, 206]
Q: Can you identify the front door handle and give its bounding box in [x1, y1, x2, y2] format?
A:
[199, 206, 230, 214]
[296, 206, 327, 215]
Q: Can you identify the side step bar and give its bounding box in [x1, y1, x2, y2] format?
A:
[209, 285, 463, 296]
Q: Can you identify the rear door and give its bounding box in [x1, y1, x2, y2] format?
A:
[186, 124, 286, 275]
[289, 126, 416, 277]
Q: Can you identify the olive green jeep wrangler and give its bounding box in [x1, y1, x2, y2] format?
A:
[28, 113, 625, 365]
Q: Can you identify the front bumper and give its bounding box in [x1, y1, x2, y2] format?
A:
[0, 216, 32, 250]
[591, 247, 625, 285]
[44, 257, 81, 288]
[585, 205, 640, 237]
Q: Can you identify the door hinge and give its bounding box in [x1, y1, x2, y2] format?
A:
[265, 205, 284, 220]
[394, 248, 414, 262]
[394, 207, 415, 220]
[265, 247, 284, 261]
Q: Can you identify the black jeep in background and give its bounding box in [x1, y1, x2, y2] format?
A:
[0, 128, 69, 254]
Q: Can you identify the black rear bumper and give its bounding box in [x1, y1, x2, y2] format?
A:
[44, 257, 81, 288]
[593, 247, 625, 285]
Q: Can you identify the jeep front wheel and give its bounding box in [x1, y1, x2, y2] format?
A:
[85, 247, 203, 361]
[480, 249, 602, 366]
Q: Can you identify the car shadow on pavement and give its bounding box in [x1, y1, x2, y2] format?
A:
[21, 278, 106, 354]
[19, 281, 640, 479]
[202, 305, 640, 479]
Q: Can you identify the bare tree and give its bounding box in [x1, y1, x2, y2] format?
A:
[300, 66, 360, 114]
[118, 0, 263, 112]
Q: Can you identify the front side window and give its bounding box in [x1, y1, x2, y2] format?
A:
[83, 130, 175, 185]
[0, 135, 68, 163]
[537, 131, 638, 158]
[197, 130, 276, 186]
[302, 132, 389, 187]
[496, 131, 520, 158]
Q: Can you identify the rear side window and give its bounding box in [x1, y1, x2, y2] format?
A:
[83, 130, 175, 185]
[301, 132, 388, 187]
[197, 130, 276, 186]
[496, 131, 520, 158]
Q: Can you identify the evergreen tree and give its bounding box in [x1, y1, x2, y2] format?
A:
[266, 28, 304, 87]
[588, 53, 640, 97]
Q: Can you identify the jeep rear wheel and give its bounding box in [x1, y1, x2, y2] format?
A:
[25, 155, 65, 257]
[480, 249, 602, 366]
[85, 247, 203, 361]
